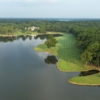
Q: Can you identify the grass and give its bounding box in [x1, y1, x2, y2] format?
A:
[0, 31, 38, 37]
[34, 33, 100, 86]
[34, 44, 58, 55]
[56, 34, 80, 61]
[57, 59, 92, 72]
[46, 31, 62, 34]
[68, 73, 100, 86]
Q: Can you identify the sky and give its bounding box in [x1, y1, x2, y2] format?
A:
[0, 0, 100, 18]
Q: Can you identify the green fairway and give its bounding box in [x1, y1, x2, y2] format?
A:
[57, 59, 87, 72]
[68, 73, 100, 86]
[56, 34, 80, 61]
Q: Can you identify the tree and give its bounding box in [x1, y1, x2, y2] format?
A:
[44, 36, 58, 48]
[81, 50, 93, 65]
[38, 26, 46, 34]
[96, 52, 100, 67]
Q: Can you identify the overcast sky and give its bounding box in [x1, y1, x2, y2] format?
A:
[0, 0, 100, 18]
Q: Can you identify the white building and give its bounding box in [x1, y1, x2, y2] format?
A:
[27, 26, 39, 31]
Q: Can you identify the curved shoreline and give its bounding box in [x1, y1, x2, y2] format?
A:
[68, 80, 100, 86]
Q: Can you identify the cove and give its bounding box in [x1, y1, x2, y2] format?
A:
[0, 36, 100, 100]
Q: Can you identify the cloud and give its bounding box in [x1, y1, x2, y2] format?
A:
[37, 52, 48, 59]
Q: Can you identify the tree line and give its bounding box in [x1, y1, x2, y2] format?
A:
[69, 21, 100, 67]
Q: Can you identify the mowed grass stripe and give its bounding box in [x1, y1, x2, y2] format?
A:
[56, 34, 80, 61]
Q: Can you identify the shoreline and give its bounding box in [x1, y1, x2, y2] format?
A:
[0, 34, 37, 37]
[68, 80, 100, 86]
[0, 31, 62, 37]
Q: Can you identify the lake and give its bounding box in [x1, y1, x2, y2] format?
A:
[0, 36, 100, 100]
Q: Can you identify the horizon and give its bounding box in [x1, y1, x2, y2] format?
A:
[0, 18, 100, 19]
[0, 18, 100, 21]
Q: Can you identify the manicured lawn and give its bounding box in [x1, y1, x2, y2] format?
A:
[68, 73, 100, 86]
[57, 59, 87, 72]
[56, 34, 80, 61]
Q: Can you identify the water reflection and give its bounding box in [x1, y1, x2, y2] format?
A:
[0, 34, 63, 42]
[79, 70, 100, 76]
[0, 36, 16, 42]
[0, 35, 33, 42]
[34, 35, 46, 40]
[44, 55, 58, 64]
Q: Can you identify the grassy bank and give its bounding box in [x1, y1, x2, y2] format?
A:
[68, 73, 100, 86]
[0, 31, 38, 37]
[34, 33, 100, 86]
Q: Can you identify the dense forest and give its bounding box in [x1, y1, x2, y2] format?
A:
[0, 19, 100, 67]
[68, 21, 100, 67]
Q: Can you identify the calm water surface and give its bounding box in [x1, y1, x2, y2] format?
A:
[0, 36, 100, 100]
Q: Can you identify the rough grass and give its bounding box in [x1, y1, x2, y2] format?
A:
[68, 73, 100, 86]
